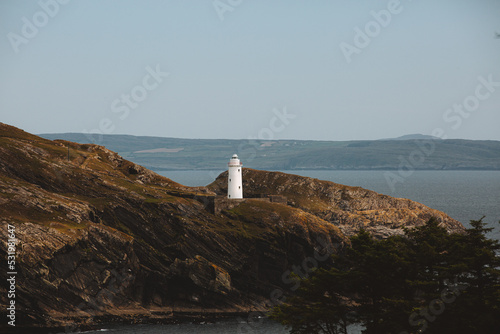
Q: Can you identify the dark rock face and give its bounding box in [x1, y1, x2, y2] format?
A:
[0, 123, 464, 330]
[0, 123, 349, 329]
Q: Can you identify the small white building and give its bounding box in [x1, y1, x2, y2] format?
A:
[227, 154, 243, 199]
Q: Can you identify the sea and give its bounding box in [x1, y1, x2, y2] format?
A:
[59, 319, 365, 334]
[71, 170, 499, 334]
[60, 319, 363, 334]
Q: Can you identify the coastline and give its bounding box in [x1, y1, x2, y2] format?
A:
[3, 309, 267, 333]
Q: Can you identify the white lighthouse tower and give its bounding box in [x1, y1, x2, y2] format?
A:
[227, 154, 243, 199]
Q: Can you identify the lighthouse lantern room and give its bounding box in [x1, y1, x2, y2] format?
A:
[228, 154, 243, 199]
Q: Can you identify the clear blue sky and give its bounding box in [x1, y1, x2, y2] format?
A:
[1, 0, 499, 141]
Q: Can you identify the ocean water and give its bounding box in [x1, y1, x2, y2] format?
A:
[159, 170, 500, 240]
[62, 319, 287, 334]
[63, 319, 363, 334]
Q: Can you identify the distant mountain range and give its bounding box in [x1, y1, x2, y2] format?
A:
[39, 133, 500, 171]
[382, 134, 442, 141]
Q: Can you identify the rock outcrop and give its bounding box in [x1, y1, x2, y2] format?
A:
[0, 123, 464, 330]
[0, 123, 346, 330]
[208, 169, 464, 238]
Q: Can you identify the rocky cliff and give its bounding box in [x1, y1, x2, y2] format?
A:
[208, 169, 464, 238]
[0, 123, 464, 331]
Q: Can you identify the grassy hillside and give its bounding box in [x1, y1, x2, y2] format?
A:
[39, 133, 500, 171]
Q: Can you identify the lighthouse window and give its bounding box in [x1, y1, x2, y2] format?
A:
[229, 179, 231, 182]
[238, 169, 240, 172]
[238, 186, 241, 189]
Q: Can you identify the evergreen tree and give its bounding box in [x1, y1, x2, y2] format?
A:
[271, 218, 500, 334]
[411, 218, 500, 334]
[270, 268, 356, 334]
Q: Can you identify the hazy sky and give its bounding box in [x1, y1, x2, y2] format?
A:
[1, 0, 499, 141]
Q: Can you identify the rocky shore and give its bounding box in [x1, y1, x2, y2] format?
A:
[0, 123, 464, 330]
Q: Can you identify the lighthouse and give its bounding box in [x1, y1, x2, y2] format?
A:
[228, 154, 243, 199]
